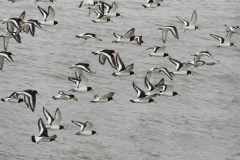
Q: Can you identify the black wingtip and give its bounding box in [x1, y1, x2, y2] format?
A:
[130, 100, 135, 103]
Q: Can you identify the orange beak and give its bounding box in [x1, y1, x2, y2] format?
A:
[104, 7, 107, 9]
[112, 98, 116, 101]
[160, 5, 163, 7]
[64, 128, 67, 130]
[54, 139, 59, 142]
[74, 97, 78, 99]
[35, 26, 38, 28]
[91, 89, 95, 91]
[198, 28, 200, 30]
[177, 94, 181, 96]
[120, 15, 123, 17]
[70, 67, 73, 69]
[58, 23, 61, 25]
[134, 39, 137, 42]
[233, 44, 236, 47]
[21, 31, 24, 33]
[154, 101, 158, 103]
[110, 20, 113, 22]
[37, 93, 41, 96]
[134, 73, 138, 76]
[191, 73, 195, 76]
[20, 37, 23, 39]
[22, 21, 25, 23]
[95, 36, 99, 38]
[168, 55, 172, 58]
[177, 28, 179, 31]
[114, 52, 119, 55]
[89, 65, 93, 67]
[96, 133, 99, 135]
[12, 54, 16, 56]
[143, 42, 147, 44]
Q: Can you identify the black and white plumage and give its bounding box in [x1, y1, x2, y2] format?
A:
[100, 2, 122, 18]
[32, 118, 58, 144]
[21, 22, 35, 37]
[210, 31, 236, 48]
[91, 92, 116, 103]
[92, 49, 118, 69]
[69, 63, 94, 77]
[142, 0, 163, 8]
[176, 10, 199, 31]
[1, 17, 24, 32]
[130, 82, 158, 103]
[157, 26, 179, 44]
[79, 0, 97, 7]
[38, 6, 60, 26]
[1, 92, 24, 103]
[225, 25, 240, 35]
[169, 58, 194, 76]
[68, 74, 95, 93]
[23, 19, 44, 30]
[113, 28, 135, 43]
[52, 91, 78, 101]
[92, 9, 112, 23]
[76, 33, 102, 41]
[147, 67, 173, 81]
[159, 85, 180, 97]
[146, 46, 171, 57]
[72, 121, 99, 136]
[112, 54, 137, 76]
[16, 90, 41, 112]
[144, 75, 162, 98]
[188, 51, 218, 68]
[0, 51, 15, 70]
[130, 36, 146, 45]
[0, 28, 22, 51]
[43, 107, 66, 131]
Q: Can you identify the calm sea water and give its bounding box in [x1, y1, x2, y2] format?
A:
[0, 0, 240, 159]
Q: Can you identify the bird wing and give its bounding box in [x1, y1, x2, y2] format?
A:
[109, 2, 118, 14]
[38, 6, 48, 21]
[144, 75, 155, 92]
[68, 77, 80, 88]
[46, 6, 55, 22]
[159, 68, 173, 81]
[124, 63, 134, 72]
[225, 31, 233, 43]
[38, 118, 48, 137]
[0, 56, 4, 70]
[162, 30, 168, 44]
[99, 54, 107, 65]
[72, 120, 85, 132]
[113, 32, 122, 39]
[122, 28, 135, 39]
[169, 58, 183, 71]
[176, 16, 189, 27]
[28, 23, 35, 36]
[93, 9, 104, 19]
[104, 53, 117, 69]
[52, 108, 62, 126]
[3, 37, 10, 51]
[79, 75, 88, 89]
[116, 54, 125, 71]
[43, 107, 54, 125]
[166, 26, 179, 39]
[19, 11, 25, 20]
[189, 10, 197, 26]
[103, 92, 115, 98]
[155, 78, 164, 87]
[133, 82, 146, 99]
[210, 33, 224, 44]
[83, 121, 93, 132]
[194, 55, 201, 61]
[179, 63, 189, 72]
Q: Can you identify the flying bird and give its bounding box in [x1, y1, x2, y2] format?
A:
[176, 10, 200, 31]
[91, 92, 116, 103]
[72, 121, 99, 136]
[157, 26, 179, 44]
[210, 31, 236, 47]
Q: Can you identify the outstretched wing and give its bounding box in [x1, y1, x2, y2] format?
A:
[133, 82, 146, 99]
[103, 92, 115, 98]
[38, 6, 48, 21]
[225, 31, 233, 43]
[169, 58, 183, 71]
[189, 10, 197, 26]
[176, 16, 189, 27]
[122, 28, 135, 39]
[72, 120, 85, 132]
[46, 6, 55, 22]
[83, 121, 93, 132]
[144, 75, 154, 92]
[116, 54, 125, 71]
[43, 107, 54, 125]
[38, 118, 48, 137]
[210, 33, 224, 44]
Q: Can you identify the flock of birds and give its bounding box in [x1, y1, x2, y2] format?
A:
[0, 0, 239, 145]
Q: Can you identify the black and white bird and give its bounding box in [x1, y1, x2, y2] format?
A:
[1, 92, 24, 103]
[38, 6, 61, 26]
[92, 49, 118, 69]
[21, 22, 35, 37]
[210, 31, 236, 47]
[159, 84, 180, 97]
[32, 118, 58, 144]
[76, 33, 102, 41]
[100, 2, 122, 18]
[157, 26, 179, 44]
[79, 0, 98, 7]
[142, 0, 163, 8]
[43, 107, 67, 131]
[130, 82, 158, 103]
[52, 91, 78, 101]
[1, 17, 24, 32]
[69, 63, 94, 77]
[35, 0, 56, 3]
[0, 28, 22, 51]
[91, 92, 116, 103]
[188, 51, 218, 68]
[72, 121, 99, 136]
[147, 67, 173, 81]
[144, 75, 162, 98]
[130, 36, 146, 45]
[15, 90, 41, 112]
[92, 9, 112, 23]
[176, 10, 200, 31]
[146, 46, 171, 57]
[169, 58, 194, 76]
[0, 51, 15, 70]
[68, 74, 95, 93]
[225, 25, 240, 35]
[112, 54, 137, 76]
[112, 28, 135, 43]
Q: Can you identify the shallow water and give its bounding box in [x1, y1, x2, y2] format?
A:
[0, 0, 240, 159]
